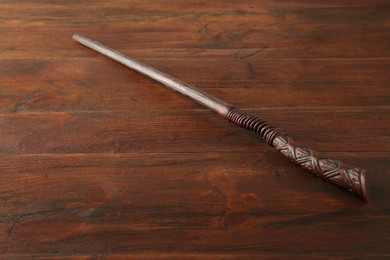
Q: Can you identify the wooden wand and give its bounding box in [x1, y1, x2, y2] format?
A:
[73, 34, 370, 202]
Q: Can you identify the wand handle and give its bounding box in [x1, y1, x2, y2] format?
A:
[227, 108, 370, 202]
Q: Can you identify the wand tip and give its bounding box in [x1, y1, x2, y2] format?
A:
[73, 34, 95, 48]
[72, 34, 84, 42]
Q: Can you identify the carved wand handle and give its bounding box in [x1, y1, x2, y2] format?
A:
[227, 108, 369, 202]
[73, 34, 370, 202]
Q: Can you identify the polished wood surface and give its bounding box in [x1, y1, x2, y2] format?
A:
[0, 1, 389, 258]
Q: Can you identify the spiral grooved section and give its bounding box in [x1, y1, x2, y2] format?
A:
[226, 108, 283, 146]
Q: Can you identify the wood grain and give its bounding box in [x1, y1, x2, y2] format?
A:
[0, 0, 389, 258]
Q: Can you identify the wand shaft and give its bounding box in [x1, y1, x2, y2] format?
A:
[73, 34, 370, 202]
[73, 34, 232, 116]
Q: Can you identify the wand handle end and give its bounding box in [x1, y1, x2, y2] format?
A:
[273, 133, 370, 202]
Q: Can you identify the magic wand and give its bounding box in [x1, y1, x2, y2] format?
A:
[73, 34, 370, 202]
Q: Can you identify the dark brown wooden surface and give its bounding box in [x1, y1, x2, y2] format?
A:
[1, 0, 389, 259]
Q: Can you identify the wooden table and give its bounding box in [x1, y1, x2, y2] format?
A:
[1, 1, 389, 258]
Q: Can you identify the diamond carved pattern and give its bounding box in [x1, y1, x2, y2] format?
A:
[272, 134, 369, 201]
